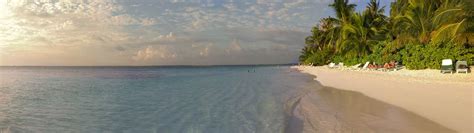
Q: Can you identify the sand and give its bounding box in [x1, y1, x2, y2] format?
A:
[292, 65, 474, 133]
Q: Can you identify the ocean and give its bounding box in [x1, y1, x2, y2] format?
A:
[0, 66, 313, 132]
[0, 66, 453, 133]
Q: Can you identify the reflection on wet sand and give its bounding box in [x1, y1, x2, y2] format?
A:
[287, 85, 455, 133]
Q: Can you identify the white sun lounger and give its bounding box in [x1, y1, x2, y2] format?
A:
[350, 63, 361, 70]
[441, 59, 454, 74]
[456, 61, 468, 73]
[358, 61, 370, 71]
[328, 62, 336, 68]
[337, 62, 344, 68]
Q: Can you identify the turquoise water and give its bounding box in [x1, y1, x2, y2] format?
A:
[0, 66, 314, 132]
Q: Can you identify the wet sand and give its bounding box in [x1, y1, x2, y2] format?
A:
[286, 84, 455, 133]
[292, 66, 473, 133]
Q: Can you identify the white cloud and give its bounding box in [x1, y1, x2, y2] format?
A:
[199, 46, 210, 56]
[1, 0, 334, 66]
[156, 32, 176, 41]
[133, 46, 157, 61]
[0, 0, 157, 49]
[141, 18, 157, 26]
[132, 46, 177, 62]
[225, 38, 242, 54]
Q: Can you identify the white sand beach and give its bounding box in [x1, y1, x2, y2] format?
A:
[293, 65, 474, 133]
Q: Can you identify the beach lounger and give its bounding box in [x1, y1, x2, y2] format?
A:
[359, 62, 370, 71]
[441, 59, 454, 74]
[328, 62, 336, 68]
[368, 63, 381, 71]
[385, 62, 403, 72]
[456, 61, 468, 73]
[350, 63, 361, 70]
[393, 62, 404, 71]
[335, 62, 344, 69]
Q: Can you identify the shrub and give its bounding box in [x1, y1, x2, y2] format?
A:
[363, 41, 401, 65]
[400, 42, 473, 69]
[304, 48, 333, 65]
[299, 41, 473, 69]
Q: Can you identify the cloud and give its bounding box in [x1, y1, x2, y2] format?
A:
[1, 0, 335, 66]
[199, 45, 210, 56]
[132, 45, 177, 62]
[226, 28, 308, 46]
[0, 0, 157, 48]
[226, 39, 242, 54]
[153, 0, 331, 33]
[156, 32, 176, 41]
[115, 46, 126, 51]
[124, 33, 301, 65]
[132, 46, 157, 61]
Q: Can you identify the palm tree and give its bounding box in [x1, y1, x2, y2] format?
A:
[329, 0, 356, 24]
[364, 0, 389, 40]
[336, 0, 389, 56]
[391, 0, 468, 45]
[299, 0, 472, 67]
[298, 47, 313, 63]
[327, 0, 356, 54]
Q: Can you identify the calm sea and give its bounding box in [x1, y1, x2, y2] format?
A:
[0, 66, 454, 133]
[0, 66, 314, 132]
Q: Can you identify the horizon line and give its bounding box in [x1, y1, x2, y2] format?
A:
[0, 63, 298, 67]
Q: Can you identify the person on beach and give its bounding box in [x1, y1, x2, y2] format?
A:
[384, 63, 390, 69]
[383, 61, 396, 69]
[369, 63, 378, 69]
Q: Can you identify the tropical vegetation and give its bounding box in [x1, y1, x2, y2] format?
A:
[299, 0, 474, 69]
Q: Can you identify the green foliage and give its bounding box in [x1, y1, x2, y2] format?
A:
[299, 0, 474, 70]
[331, 53, 363, 66]
[303, 48, 333, 65]
[366, 41, 397, 64]
[400, 42, 473, 69]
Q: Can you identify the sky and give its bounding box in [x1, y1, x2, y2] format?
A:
[0, 0, 392, 66]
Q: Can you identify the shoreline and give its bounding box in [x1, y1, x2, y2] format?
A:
[292, 65, 473, 133]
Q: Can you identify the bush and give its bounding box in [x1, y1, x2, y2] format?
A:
[373, 41, 402, 64]
[299, 41, 473, 69]
[329, 53, 362, 66]
[304, 48, 333, 65]
[400, 42, 473, 69]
